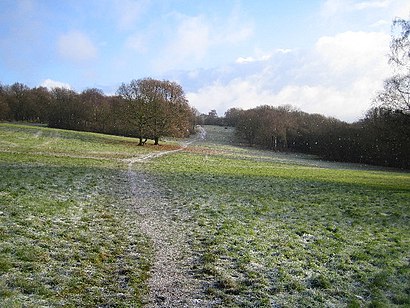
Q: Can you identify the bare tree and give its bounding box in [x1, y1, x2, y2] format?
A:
[80, 88, 105, 131]
[225, 108, 243, 127]
[375, 74, 410, 112]
[117, 78, 194, 145]
[30, 86, 51, 123]
[117, 80, 150, 145]
[48, 87, 88, 130]
[390, 17, 410, 71]
[7, 83, 32, 121]
[0, 83, 11, 120]
[375, 17, 410, 113]
[236, 109, 260, 147]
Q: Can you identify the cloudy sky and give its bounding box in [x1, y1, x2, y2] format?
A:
[1, 0, 409, 121]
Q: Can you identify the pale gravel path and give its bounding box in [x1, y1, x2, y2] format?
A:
[125, 134, 212, 307]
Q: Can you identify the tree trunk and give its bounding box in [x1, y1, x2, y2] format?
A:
[283, 132, 288, 149]
[154, 136, 159, 145]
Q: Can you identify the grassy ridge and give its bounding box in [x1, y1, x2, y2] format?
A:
[0, 124, 155, 306]
[152, 127, 410, 307]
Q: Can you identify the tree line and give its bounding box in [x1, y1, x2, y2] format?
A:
[225, 104, 409, 169]
[1, 18, 408, 168]
[0, 78, 196, 145]
[225, 18, 410, 169]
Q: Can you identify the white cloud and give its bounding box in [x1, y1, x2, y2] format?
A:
[315, 31, 389, 74]
[154, 14, 210, 72]
[217, 18, 253, 45]
[210, 5, 253, 46]
[58, 31, 97, 63]
[270, 83, 373, 121]
[236, 49, 292, 64]
[115, 0, 150, 30]
[370, 19, 390, 27]
[187, 78, 273, 115]
[155, 8, 253, 72]
[321, 0, 346, 16]
[186, 31, 392, 122]
[391, 1, 410, 17]
[236, 54, 271, 64]
[236, 57, 254, 64]
[302, 31, 391, 119]
[321, 0, 393, 17]
[41, 79, 71, 90]
[170, 15, 210, 61]
[354, 0, 392, 10]
[224, 26, 253, 44]
[125, 32, 148, 53]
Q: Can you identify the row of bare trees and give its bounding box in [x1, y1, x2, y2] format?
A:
[227, 18, 410, 169]
[226, 104, 409, 168]
[0, 78, 196, 145]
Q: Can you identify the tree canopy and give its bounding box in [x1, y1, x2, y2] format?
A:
[117, 78, 193, 145]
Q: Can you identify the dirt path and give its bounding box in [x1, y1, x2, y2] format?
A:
[125, 136, 211, 307]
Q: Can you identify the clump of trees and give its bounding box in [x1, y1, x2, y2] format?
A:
[228, 18, 410, 169]
[117, 78, 194, 145]
[0, 78, 196, 145]
[227, 105, 409, 168]
[195, 109, 225, 126]
[1, 18, 408, 168]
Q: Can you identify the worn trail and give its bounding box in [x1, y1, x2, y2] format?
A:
[125, 136, 210, 307]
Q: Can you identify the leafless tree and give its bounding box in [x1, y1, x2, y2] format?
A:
[390, 17, 410, 71]
[117, 78, 194, 145]
[374, 17, 410, 113]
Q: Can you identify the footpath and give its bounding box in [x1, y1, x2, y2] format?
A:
[125, 129, 211, 307]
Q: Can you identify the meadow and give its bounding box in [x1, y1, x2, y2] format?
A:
[0, 123, 159, 306]
[152, 126, 410, 307]
[0, 123, 409, 307]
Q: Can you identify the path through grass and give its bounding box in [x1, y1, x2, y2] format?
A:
[151, 126, 410, 307]
[0, 123, 156, 306]
[1, 123, 409, 307]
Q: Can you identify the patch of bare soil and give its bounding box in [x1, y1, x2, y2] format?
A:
[126, 141, 212, 307]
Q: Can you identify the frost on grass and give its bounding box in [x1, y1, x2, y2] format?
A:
[0, 124, 210, 307]
[0, 163, 151, 307]
[2, 124, 409, 307]
[126, 146, 213, 307]
[150, 128, 410, 307]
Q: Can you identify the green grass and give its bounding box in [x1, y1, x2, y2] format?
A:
[1, 123, 409, 307]
[0, 122, 173, 160]
[0, 123, 155, 307]
[151, 126, 410, 307]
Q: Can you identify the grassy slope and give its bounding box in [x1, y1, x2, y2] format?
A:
[1, 123, 409, 307]
[152, 126, 410, 307]
[0, 123, 160, 307]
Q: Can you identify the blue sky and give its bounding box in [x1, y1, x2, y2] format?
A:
[1, 0, 409, 121]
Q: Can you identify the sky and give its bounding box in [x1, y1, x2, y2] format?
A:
[1, 0, 409, 122]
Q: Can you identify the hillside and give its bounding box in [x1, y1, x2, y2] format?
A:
[0, 123, 409, 307]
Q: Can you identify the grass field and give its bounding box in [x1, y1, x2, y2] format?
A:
[1, 123, 409, 307]
[152, 126, 410, 307]
[0, 123, 158, 306]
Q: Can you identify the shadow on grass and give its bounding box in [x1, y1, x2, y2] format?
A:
[0, 163, 152, 307]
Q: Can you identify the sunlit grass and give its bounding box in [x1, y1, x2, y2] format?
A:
[1, 123, 409, 307]
[154, 152, 410, 190]
[0, 122, 177, 160]
[151, 126, 410, 307]
[0, 124, 154, 306]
